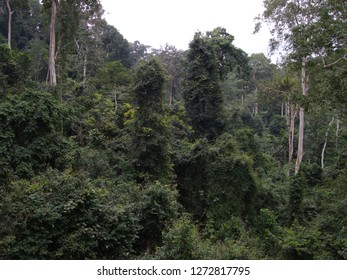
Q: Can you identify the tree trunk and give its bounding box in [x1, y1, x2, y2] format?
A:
[241, 93, 244, 109]
[48, 0, 57, 86]
[289, 105, 294, 163]
[321, 117, 335, 169]
[336, 119, 340, 149]
[83, 51, 87, 86]
[295, 60, 308, 175]
[285, 102, 291, 161]
[286, 102, 297, 167]
[252, 70, 259, 117]
[168, 78, 174, 107]
[6, 0, 11, 49]
[295, 108, 305, 174]
[290, 107, 296, 164]
[114, 93, 118, 112]
[254, 86, 259, 117]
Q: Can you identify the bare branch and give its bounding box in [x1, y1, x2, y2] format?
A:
[323, 54, 347, 68]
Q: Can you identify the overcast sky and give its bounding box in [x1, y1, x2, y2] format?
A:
[101, 0, 271, 57]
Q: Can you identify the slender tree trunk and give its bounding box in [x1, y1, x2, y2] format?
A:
[289, 106, 296, 164]
[286, 102, 297, 167]
[321, 117, 335, 169]
[295, 60, 308, 175]
[336, 119, 340, 149]
[241, 93, 244, 109]
[83, 51, 88, 86]
[290, 107, 296, 164]
[252, 70, 259, 117]
[295, 107, 305, 174]
[285, 102, 291, 160]
[114, 93, 118, 112]
[243, 88, 247, 108]
[6, 0, 12, 49]
[254, 86, 259, 117]
[48, 0, 57, 86]
[168, 78, 174, 107]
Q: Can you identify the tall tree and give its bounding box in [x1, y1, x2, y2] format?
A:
[0, 0, 43, 50]
[129, 40, 151, 65]
[43, 0, 102, 86]
[5, 0, 11, 49]
[184, 27, 251, 140]
[47, 0, 57, 86]
[152, 44, 185, 106]
[132, 58, 173, 184]
[101, 22, 132, 67]
[183, 31, 225, 140]
[257, 0, 347, 174]
[249, 53, 274, 116]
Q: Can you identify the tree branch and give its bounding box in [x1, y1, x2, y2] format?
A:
[321, 117, 335, 169]
[323, 54, 347, 68]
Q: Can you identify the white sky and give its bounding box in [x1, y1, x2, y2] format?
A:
[101, 0, 271, 57]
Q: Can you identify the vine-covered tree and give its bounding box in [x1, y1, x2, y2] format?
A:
[183, 31, 225, 140]
[132, 58, 173, 184]
[184, 27, 251, 140]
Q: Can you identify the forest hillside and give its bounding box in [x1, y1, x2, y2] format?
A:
[0, 0, 346, 259]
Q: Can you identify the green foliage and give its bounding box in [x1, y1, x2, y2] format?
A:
[151, 45, 186, 105]
[206, 133, 258, 224]
[0, 90, 71, 184]
[279, 220, 322, 260]
[133, 58, 166, 107]
[312, 170, 347, 259]
[174, 138, 209, 220]
[255, 200, 287, 258]
[0, 45, 31, 92]
[0, 170, 139, 259]
[183, 31, 226, 140]
[82, 92, 119, 137]
[0, 0, 346, 261]
[0, 0, 43, 50]
[175, 133, 258, 225]
[310, 53, 347, 111]
[184, 27, 252, 139]
[184, 30, 224, 139]
[155, 215, 202, 259]
[27, 36, 49, 82]
[287, 164, 323, 223]
[67, 146, 113, 180]
[132, 58, 173, 183]
[287, 172, 306, 222]
[135, 182, 181, 254]
[101, 23, 132, 68]
[157, 215, 265, 260]
[249, 53, 274, 81]
[94, 61, 132, 90]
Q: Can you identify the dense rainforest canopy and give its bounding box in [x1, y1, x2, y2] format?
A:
[0, 0, 346, 259]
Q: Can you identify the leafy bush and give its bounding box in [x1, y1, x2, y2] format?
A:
[135, 182, 181, 253]
[0, 90, 72, 184]
[157, 215, 265, 260]
[0, 45, 31, 92]
[156, 215, 201, 259]
[0, 170, 139, 259]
